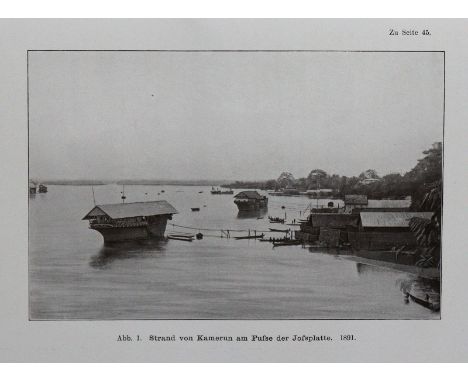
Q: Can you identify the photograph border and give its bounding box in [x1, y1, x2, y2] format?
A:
[27, 49, 446, 321]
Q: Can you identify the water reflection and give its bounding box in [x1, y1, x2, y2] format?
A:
[355, 263, 441, 312]
[355, 262, 395, 275]
[89, 240, 168, 269]
[236, 208, 268, 219]
[30, 184, 439, 319]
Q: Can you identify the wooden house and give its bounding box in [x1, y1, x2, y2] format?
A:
[83, 200, 178, 243]
[233, 191, 268, 211]
[352, 198, 412, 213]
[347, 211, 434, 250]
[296, 213, 359, 244]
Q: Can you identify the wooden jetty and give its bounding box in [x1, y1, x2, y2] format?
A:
[269, 228, 289, 233]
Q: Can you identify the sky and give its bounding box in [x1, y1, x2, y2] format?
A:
[29, 51, 444, 181]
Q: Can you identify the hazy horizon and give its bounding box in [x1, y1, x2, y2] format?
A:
[29, 51, 444, 181]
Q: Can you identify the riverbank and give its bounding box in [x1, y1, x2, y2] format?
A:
[338, 253, 440, 280]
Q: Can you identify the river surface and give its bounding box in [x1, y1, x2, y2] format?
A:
[29, 185, 439, 319]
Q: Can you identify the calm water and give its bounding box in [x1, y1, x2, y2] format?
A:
[29, 185, 438, 319]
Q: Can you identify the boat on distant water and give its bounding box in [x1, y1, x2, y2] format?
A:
[191, 207, 200, 211]
[233, 191, 268, 211]
[234, 233, 264, 240]
[211, 187, 234, 195]
[269, 228, 289, 233]
[267, 187, 300, 196]
[29, 181, 37, 194]
[272, 240, 302, 247]
[82, 200, 178, 243]
[269, 216, 285, 224]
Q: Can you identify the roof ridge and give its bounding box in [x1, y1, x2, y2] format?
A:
[97, 200, 169, 206]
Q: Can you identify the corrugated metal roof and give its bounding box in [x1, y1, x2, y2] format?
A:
[83, 200, 178, 220]
[366, 199, 412, 209]
[234, 191, 264, 200]
[360, 212, 433, 228]
[345, 194, 368, 205]
[310, 213, 359, 228]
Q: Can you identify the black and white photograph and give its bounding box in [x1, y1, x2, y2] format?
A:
[28, 49, 443, 320]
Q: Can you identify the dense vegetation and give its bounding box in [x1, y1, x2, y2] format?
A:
[409, 180, 442, 267]
[222, 142, 442, 208]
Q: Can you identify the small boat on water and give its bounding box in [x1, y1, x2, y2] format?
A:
[269, 228, 290, 233]
[405, 290, 440, 312]
[272, 240, 302, 247]
[259, 237, 291, 243]
[268, 216, 285, 224]
[167, 234, 193, 242]
[191, 207, 200, 211]
[168, 232, 194, 238]
[234, 233, 265, 240]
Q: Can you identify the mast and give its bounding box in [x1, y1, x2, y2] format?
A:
[121, 184, 126, 203]
[91, 186, 96, 206]
[316, 177, 320, 209]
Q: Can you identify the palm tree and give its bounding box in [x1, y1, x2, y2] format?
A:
[409, 180, 441, 268]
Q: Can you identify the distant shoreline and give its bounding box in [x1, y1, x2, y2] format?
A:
[40, 180, 236, 187]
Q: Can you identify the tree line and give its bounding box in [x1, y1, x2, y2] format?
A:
[222, 142, 442, 207]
